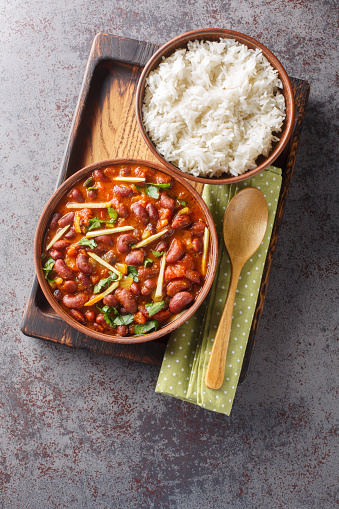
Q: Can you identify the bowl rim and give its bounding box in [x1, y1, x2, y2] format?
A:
[135, 27, 296, 184]
[34, 158, 218, 344]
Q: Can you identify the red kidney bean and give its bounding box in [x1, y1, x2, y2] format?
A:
[76, 254, 93, 274]
[112, 198, 129, 218]
[125, 250, 145, 266]
[92, 246, 106, 256]
[155, 240, 168, 252]
[64, 227, 76, 239]
[93, 169, 110, 182]
[62, 292, 88, 309]
[138, 305, 149, 319]
[132, 229, 141, 242]
[120, 166, 131, 176]
[118, 203, 129, 218]
[94, 323, 105, 333]
[192, 238, 203, 253]
[169, 291, 194, 314]
[50, 213, 62, 229]
[164, 265, 186, 281]
[166, 239, 186, 263]
[52, 239, 71, 250]
[138, 266, 159, 279]
[69, 309, 86, 324]
[118, 289, 137, 314]
[54, 259, 74, 280]
[172, 214, 191, 230]
[185, 269, 201, 284]
[101, 250, 116, 264]
[58, 212, 75, 228]
[160, 192, 175, 209]
[141, 278, 156, 296]
[102, 294, 118, 307]
[70, 188, 84, 203]
[76, 273, 92, 290]
[130, 282, 141, 295]
[182, 254, 195, 270]
[117, 234, 135, 253]
[146, 224, 156, 236]
[146, 203, 159, 220]
[87, 189, 97, 200]
[85, 310, 96, 322]
[163, 228, 174, 238]
[96, 314, 107, 325]
[156, 174, 173, 185]
[131, 202, 148, 224]
[113, 185, 133, 197]
[53, 289, 63, 301]
[152, 310, 171, 322]
[96, 235, 113, 246]
[63, 280, 78, 293]
[166, 278, 191, 297]
[50, 249, 64, 260]
[135, 167, 147, 178]
[191, 222, 206, 237]
[119, 307, 128, 315]
[117, 325, 129, 336]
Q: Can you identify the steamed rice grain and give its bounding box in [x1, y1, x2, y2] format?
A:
[142, 39, 286, 177]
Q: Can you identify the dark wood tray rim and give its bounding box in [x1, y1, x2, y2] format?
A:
[21, 32, 310, 385]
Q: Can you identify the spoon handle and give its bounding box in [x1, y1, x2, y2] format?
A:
[205, 263, 242, 390]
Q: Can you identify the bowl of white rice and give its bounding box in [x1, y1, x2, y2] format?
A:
[136, 28, 295, 184]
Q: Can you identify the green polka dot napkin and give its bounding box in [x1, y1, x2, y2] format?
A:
[155, 166, 282, 415]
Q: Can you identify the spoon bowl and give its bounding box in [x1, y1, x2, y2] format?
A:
[205, 188, 268, 389]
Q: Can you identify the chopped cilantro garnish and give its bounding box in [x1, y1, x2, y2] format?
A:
[150, 183, 171, 189]
[97, 304, 134, 328]
[144, 185, 159, 199]
[112, 314, 134, 326]
[86, 208, 118, 231]
[78, 237, 98, 249]
[179, 199, 187, 206]
[87, 218, 102, 231]
[96, 305, 118, 327]
[151, 250, 164, 258]
[144, 258, 153, 267]
[107, 207, 118, 222]
[134, 320, 159, 335]
[144, 183, 172, 199]
[145, 301, 165, 317]
[43, 257, 55, 282]
[93, 272, 118, 294]
[127, 265, 139, 282]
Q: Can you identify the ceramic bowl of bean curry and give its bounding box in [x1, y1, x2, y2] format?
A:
[35, 159, 218, 343]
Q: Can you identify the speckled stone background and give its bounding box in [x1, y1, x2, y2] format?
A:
[1, 1, 338, 508]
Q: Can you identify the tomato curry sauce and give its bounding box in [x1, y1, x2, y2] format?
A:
[42, 164, 210, 337]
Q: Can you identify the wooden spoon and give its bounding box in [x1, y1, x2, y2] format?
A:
[205, 188, 268, 390]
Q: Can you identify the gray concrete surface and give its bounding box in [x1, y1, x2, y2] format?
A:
[1, 1, 338, 508]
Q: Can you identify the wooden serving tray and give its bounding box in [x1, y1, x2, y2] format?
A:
[21, 32, 310, 383]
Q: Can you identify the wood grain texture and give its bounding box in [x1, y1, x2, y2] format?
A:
[21, 32, 310, 379]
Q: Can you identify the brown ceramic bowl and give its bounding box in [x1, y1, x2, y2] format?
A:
[136, 28, 295, 185]
[34, 158, 218, 344]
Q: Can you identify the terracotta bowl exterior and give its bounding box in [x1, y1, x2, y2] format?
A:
[34, 158, 218, 344]
[136, 28, 295, 185]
